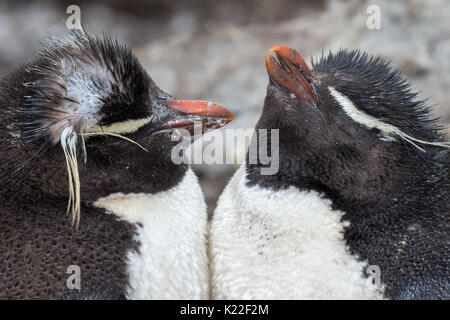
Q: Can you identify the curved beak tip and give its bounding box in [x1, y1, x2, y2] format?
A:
[155, 99, 233, 135]
[269, 45, 285, 53]
[264, 45, 317, 105]
[267, 44, 312, 77]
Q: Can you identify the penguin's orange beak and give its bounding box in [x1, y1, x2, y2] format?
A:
[152, 99, 233, 135]
[265, 45, 317, 105]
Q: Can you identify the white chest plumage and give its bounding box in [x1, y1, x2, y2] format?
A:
[94, 168, 209, 299]
[209, 164, 384, 299]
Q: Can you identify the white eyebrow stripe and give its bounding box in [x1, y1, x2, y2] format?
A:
[328, 86, 394, 133]
[87, 117, 153, 134]
[328, 86, 450, 152]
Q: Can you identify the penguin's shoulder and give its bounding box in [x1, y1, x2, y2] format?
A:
[339, 157, 450, 299]
[0, 197, 138, 299]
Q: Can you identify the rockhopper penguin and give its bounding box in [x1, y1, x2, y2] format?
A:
[0, 32, 233, 299]
[209, 45, 449, 299]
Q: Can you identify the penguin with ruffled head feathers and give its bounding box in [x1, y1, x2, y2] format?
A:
[209, 46, 449, 299]
[0, 32, 233, 299]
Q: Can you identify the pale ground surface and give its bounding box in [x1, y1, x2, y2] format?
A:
[1, 0, 448, 216]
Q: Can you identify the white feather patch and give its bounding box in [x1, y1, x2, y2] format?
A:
[328, 86, 449, 152]
[209, 164, 385, 299]
[94, 168, 209, 299]
[88, 117, 153, 135]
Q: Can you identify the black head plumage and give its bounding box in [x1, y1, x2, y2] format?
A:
[248, 46, 449, 299]
[312, 49, 444, 142]
[0, 31, 232, 227]
[15, 31, 157, 147]
[251, 46, 449, 194]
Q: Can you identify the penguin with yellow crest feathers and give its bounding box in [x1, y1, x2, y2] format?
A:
[209, 46, 449, 300]
[0, 31, 233, 299]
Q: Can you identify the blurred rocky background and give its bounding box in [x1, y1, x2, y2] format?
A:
[1, 0, 448, 217]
